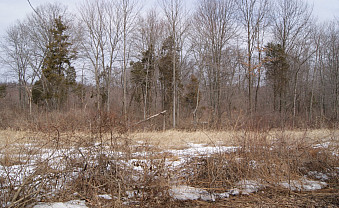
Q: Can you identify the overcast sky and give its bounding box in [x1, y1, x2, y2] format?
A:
[0, 0, 338, 38]
[0, 0, 337, 82]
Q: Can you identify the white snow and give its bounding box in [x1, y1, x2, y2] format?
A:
[98, 194, 113, 200]
[167, 143, 238, 157]
[33, 200, 87, 208]
[235, 180, 264, 195]
[280, 178, 327, 191]
[169, 180, 265, 202]
[308, 171, 329, 181]
[313, 142, 331, 148]
[168, 158, 187, 168]
[169, 185, 216, 201]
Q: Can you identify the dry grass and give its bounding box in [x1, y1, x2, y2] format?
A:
[0, 129, 37, 145]
[2, 128, 338, 147]
[0, 129, 173, 207]
[180, 129, 338, 208]
[129, 130, 237, 149]
[129, 129, 339, 149]
[0, 128, 338, 207]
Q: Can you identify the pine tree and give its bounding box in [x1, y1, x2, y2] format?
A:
[158, 36, 180, 111]
[0, 84, 6, 98]
[32, 16, 76, 109]
[265, 43, 289, 112]
[131, 45, 155, 117]
[184, 74, 199, 110]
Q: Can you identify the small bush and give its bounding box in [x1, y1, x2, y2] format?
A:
[183, 130, 338, 195]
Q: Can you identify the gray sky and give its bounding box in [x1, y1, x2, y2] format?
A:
[0, 0, 337, 82]
[312, 0, 339, 21]
[1, 0, 338, 30]
[0, 0, 338, 37]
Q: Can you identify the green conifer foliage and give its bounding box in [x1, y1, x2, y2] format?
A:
[32, 16, 76, 109]
[264, 43, 290, 112]
[158, 36, 180, 111]
[0, 84, 6, 98]
[131, 45, 156, 117]
[184, 74, 199, 110]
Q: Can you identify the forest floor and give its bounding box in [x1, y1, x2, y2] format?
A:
[0, 129, 338, 207]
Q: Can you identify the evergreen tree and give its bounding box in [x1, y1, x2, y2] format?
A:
[158, 36, 180, 111]
[184, 74, 199, 110]
[264, 43, 289, 112]
[0, 84, 6, 98]
[131, 45, 155, 117]
[32, 16, 76, 109]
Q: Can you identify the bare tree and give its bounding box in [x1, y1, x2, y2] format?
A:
[192, 0, 237, 125]
[105, 1, 122, 112]
[79, 0, 122, 111]
[308, 23, 325, 122]
[133, 9, 165, 119]
[160, 0, 189, 128]
[237, 0, 270, 114]
[120, 0, 140, 122]
[272, 0, 313, 121]
[79, 0, 107, 111]
[323, 21, 339, 120]
[190, 22, 208, 125]
[0, 22, 35, 113]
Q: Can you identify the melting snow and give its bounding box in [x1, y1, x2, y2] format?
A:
[280, 178, 327, 191]
[169, 185, 216, 201]
[308, 171, 329, 181]
[33, 200, 87, 208]
[98, 194, 113, 200]
[235, 180, 264, 195]
[1, 140, 333, 206]
[313, 142, 331, 148]
[169, 180, 265, 202]
[167, 143, 238, 157]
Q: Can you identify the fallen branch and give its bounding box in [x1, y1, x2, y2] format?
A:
[133, 110, 167, 126]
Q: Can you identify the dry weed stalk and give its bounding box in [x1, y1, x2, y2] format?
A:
[0, 111, 176, 207]
[184, 129, 338, 195]
[0, 113, 338, 207]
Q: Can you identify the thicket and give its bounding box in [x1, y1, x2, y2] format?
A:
[0, 117, 338, 207]
[1, 0, 338, 130]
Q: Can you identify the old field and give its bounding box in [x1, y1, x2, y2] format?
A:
[0, 129, 338, 207]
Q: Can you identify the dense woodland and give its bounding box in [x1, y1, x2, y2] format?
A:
[0, 0, 338, 130]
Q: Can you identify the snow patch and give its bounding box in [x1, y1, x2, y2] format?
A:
[308, 171, 329, 181]
[33, 200, 87, 208]
[98, 194, 113, 200]
[170, 185, 216, 201]
[235, 180, 264, 195]
[167, 144, 238, 157]
[313, 142, 331, 148]
[169, 180, 265, 202]
[280, 178, 327, 191]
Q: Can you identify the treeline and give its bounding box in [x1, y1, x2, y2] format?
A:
[0, 0, 338, 129]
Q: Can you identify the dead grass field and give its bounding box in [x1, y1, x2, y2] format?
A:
[0, 128, 338, 207]
[129, 128, 339, 149]
[1, 128, 338, 145]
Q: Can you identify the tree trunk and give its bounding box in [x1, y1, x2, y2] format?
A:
[293, 71, 299, 126]
[172, 32, 176, 129]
